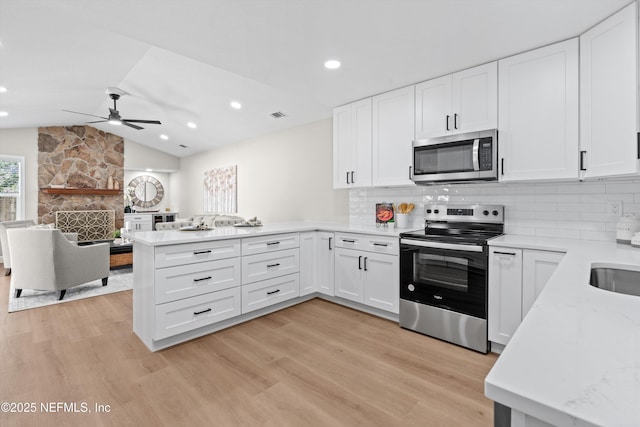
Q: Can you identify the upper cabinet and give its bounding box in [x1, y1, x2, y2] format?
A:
[580, 2, 639, 179]
[415, 62, 498, 139]
[372, 86, 415, 187]
[333, 99, 372, 189]
[498, 38, 579, 182]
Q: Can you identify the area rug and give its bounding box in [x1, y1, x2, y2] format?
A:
[8, 268, 133, 313]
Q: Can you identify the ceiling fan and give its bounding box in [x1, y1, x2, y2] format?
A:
[63, 89, 161, 130]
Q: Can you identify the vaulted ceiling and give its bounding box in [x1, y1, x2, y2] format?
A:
[0, 0, 630, 157]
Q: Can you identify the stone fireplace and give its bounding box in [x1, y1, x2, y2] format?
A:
[37, 126, 125, 229]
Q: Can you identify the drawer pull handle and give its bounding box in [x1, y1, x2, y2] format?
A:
[372, 242, 388, 247]
[342, 239, 356, 243]
[193, 276, 212, 283]
[267, 289, 281, 295]
[266, 241, 280, 246]
[494, 251, 516, 256]
[193, 250, 212, 255]
[194, 308, 212, 316]
[267, 263, 280, 268]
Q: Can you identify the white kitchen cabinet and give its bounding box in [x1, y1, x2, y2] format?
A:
[333, 99, 372, 189]
[498, 38, 579, 181]
[316, 232, 335, 296]
[334, 233, 399, 313]
[299, 232, 316, 296]
[488, 248, 523, 346]
[522, 250, 565, 318]
[125, 213, 153, 231]
[415, 62, 497, 139]
[489, 247, 565, 347]
[580, 2, 639, 179]
[372, 86, 415, 186]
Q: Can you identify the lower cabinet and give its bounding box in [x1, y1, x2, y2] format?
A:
[241, 273, 300, 314]
[488, 246, 565, 346]
[334, 232, 399, 314]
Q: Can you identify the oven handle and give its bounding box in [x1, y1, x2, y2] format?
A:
[400, 238, 483, 253]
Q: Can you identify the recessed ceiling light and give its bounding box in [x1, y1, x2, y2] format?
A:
[160, 134, 169, 140]
[0, 87, 7, 93]
[230, 101, 242, 110]
[0, 111, 8, 117]
[187, 122, 197, 129]
[146, 168, 153, 172]
[324, 59, 341, 69]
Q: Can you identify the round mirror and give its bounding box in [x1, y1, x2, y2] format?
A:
[128, 175, 164, 208]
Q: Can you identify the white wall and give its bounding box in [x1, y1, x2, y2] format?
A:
[0, 128, 39, 220]
[124, 140, 180, 172]
[350, 179, 640, 242]
[174, 118, 349, 223]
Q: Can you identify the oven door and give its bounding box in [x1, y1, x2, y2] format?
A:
[400, 239, 488, 319]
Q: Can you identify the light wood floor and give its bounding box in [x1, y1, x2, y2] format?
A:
[0, 270, 497, 426]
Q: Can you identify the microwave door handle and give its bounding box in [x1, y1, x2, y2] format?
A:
[472, 138, 480, 171]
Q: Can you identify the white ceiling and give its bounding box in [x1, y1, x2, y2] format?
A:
[0, 0, 631, 158]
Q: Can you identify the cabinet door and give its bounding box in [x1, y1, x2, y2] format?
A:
[580, 2, 638, 179]
[522, 250, 565, 318]
[415, 75, 452, 139]
[452, 62, 498, 134]
[363, 253, 399, 314]
[332, 99, 372, 189]
[299, 232, 316, 296]
[372, 86, 415, 186]
[499, 39, 579, 181]
[488, 247, 523, 346]
[334, 248, 364, 303]
[316, 232, 335, 296]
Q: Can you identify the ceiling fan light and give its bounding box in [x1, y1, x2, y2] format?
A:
[108, 119, 122, 126]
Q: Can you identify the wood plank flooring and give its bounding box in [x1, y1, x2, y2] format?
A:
[0, 271, 497, 426]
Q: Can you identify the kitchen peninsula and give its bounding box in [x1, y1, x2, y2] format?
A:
[128, 222, 402, 352]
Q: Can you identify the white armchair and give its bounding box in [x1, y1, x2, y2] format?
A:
[7, 228, 109, 300]
[0, 220, 35, 275]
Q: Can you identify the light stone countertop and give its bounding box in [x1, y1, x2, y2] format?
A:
[486, 235, 640, 426]
[125, 221, 415, 246]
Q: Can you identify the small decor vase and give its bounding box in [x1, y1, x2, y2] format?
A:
[107, 176, 114, 190]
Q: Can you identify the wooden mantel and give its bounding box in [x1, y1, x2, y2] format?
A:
[40, 188, 122, 196]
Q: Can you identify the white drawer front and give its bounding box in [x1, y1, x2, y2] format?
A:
[154, 287, 241, 340]
[241, 233, 299, 256]
[155, 239, 240, 268]
[242, 248, 299, 284]
[335, 233, 366, 250]
[241, 273, 300, 314]
[155, 257, 241, 304]
[363, 235, 399, 255]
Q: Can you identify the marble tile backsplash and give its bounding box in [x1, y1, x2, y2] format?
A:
[349, 178, 640, 242]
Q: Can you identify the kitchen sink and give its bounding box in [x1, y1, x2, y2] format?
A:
[590, 264, 640, 297]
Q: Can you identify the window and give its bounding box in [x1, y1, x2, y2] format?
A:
[0, 155, 24, 221]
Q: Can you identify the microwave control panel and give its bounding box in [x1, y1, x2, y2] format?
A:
[478, 138, 493, 171]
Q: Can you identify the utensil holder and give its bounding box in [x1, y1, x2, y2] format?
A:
[396, 213, 410, 229]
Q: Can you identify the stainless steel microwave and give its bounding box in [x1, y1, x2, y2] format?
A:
[410, 129, 498, 184]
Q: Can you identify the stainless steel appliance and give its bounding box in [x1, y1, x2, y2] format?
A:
[399, 204, 504, 353]
[411, 129, 498, 184]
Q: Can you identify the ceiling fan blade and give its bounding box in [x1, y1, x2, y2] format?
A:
[122, 121, 144, 130]
[62, 109, 108, 120]
[85, 120, 108, 124]
[122, 119, 162, 125]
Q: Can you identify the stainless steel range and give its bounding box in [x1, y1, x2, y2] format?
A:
[399, 204, 504, 353]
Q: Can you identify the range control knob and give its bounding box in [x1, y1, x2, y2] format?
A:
[483, 210, 489, 216]
[426, 209, 432, 214]
[492, 210, 499, 216]
[434, 209, 440, 214]
[408, 284, 415, 292]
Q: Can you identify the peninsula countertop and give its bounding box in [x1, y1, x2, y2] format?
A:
[486, 235, 640, 426]
[125, 221, 411, 246]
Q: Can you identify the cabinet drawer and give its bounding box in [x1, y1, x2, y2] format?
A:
[155, 239, 240, 268]
[335, 233, 399, 255]
[242, 248, 299, 284]
[154, 287, 241, 340]
[241, 233, 299, 256]
[241, 273, 300, 314]
[154, 257, 241, 304]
